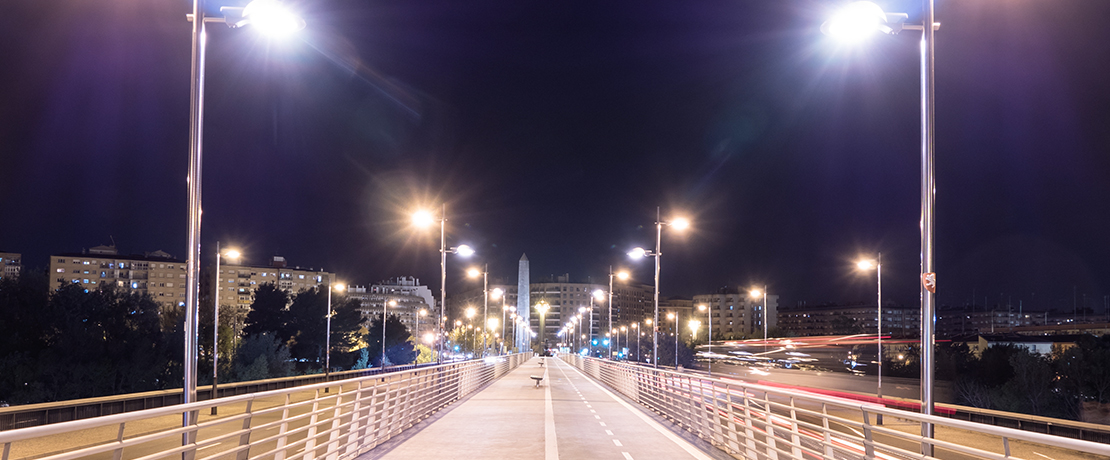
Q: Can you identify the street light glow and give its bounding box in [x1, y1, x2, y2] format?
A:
[822, 1, 888, 43]
[750, 289, 763, 299]
[616, 271, 630, 280]
[627, 247, 647, 259]
[592, 289, 605, 301]
[456, 245, 475, 257]
[491, 287, 504, 299]
[224, 249, 241, 259]
[332, 283, 345, 292]
[858, 259, 877, 270]
[412, 210, 435, 228]
[465, 307, 477, 318]
[241, 0, 306, 37]
[671, 217, 690, 230]
[467, 268, 481, 278]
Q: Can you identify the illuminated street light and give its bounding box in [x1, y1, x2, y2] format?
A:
[412, 205, 474, 362]
[468, 265, 493, 357]
[327, 282, 345, 376]
[381, 299, 396, 367]
[536, 301, 550, 350]
[857, 254, 884, 424]
[667, 312, 678, 369]
[698, 304, 711, 376]
[628, 207, 690, 368]
[750, 287, 769, 352]
[608, 267, 630, 359]
[822, 2, 940, 449]
[209, 243, 240, 415]
[181, 0, 304, 437]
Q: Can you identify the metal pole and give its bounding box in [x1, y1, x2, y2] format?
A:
[482, 265, 488, 357]
[608, 267, 614, 359]
[211, 242, 220, 416]
[326, 285, 332, 375]
[707, 305, 712, 376]
[674, 313, 679, 369]
[501, 304, 506, 355]
[184, 0, 207, 452]
[381, 301, 387, 366]
[439, 204, 447, 363]
[877, 253, 884, 425]
[763, 285, 769, 352]
[920, 0, 938, 452]
[653, 206, 661, 368]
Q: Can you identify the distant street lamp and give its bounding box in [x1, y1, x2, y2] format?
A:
[536, 301, 550, 351]
[688, 319, 701, 366]
[467, 265, 494, 356]
[698, 304, 711, 376]
[413, 206, 474, 362]
[416, 308, 428, 345]
[607, 268, 629, 359]
[667, 312, 678, 369]
[858, 254, 884, 424]
[181, 0, 304, 436]
[750, 287, 769, 352]
[381, 299, 396, 367]
[620, 326, 627, 358]
[629, 207, 690, 368]
[822, 1, 939, 449]
[210, 243, 239, 415]
[326, 282, 345, 375]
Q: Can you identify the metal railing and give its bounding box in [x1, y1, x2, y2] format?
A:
[1, 361, 443, 431]
[0, 353, 531, 460]
[562, 355, 1110, 460]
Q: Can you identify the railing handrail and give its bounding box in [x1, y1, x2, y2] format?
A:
[0, 353, 531, 455]
[566, 355, 1110, 458]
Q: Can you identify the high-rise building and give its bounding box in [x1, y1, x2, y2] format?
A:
[777, 302, 915, 337]
[49, 245, 186, 310]
[345, 277, 436, 336]
[0, 251, 21, 279]
[214, 256, 334, 323]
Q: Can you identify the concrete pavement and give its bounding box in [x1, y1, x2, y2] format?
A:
[360, 356, 722, 460]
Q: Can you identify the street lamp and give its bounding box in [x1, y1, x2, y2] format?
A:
[619, 326, 627, 359]
[465, 306, 477, 353]
[467, 265, 493, 357]
[688, 319, 701, 365]
[667, 312, 678, 369]
[413, 206, 474, 362]
[210, 244, 239, 415]
[607, 268, 629, 359]
[629, 207, 690, 368]
[698, 304, 711, 376]
[822, 2, 940, 448]
[750, 287, 769, 352]
[381, 299, 396, 367]
[326, 282, 345, 375]
[181, 0, 304, 432]
[858, 254, 884, 423]
[416, 308, 428, 345]
[536, 301, 550, 352]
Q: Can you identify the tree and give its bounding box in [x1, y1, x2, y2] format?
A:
[243, 283, 289, 339]
[285, 288, 328, 367]
[232, 333, 293, 381]
[367, 314, 416, 366]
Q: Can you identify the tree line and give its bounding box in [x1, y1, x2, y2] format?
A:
[0, 270, 421, 406]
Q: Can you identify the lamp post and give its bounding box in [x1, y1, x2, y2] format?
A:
[416, 308, 427, 346]
[536, 301, 550, 352]
[380, 299, 396, 367]
[619, 326, 627, 359]
[698, 304, 711, 376]
[413, 207, 474, 362]
[210, 244, 239, 415]
[822, 2, 939, 449]
[750, 286, 769, 353]
[465, 307, 477, 354]
[607, 268, 629, 359]
[858, 254, 884, 424]
[688, 319, 701, 370]
[467, 266, 493, 357]
[667, 312, 678, 369]
[325, 282, 345, 376]
[181, 1, 304, 439]
[629, 207, 690, 368]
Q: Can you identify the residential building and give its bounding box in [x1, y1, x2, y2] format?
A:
[215, 256, 333, 321]
[343, 277, 436, 336]
[49, 245, 186, 310]
[0, 251, 21, 279]
[692, 288, 779, 339]
[777, 302, 916, 337]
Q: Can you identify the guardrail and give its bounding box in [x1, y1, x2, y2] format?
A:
[0, 361, 442, 431]
[0, 353, 532, 460]
[562, 355, 1110, 460]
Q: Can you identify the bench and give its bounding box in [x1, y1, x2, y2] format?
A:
[530, 375, 544, 388]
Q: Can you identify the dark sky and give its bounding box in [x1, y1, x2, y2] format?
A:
[2, 0, 1108, 313]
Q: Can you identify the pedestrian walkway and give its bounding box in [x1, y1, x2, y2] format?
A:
[359, 356, 720, 460]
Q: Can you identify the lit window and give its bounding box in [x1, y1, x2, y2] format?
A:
[83, 279, 89, 283]
[56, 268, 64, 273]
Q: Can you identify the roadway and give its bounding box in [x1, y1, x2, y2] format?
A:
[363, 356, 727, 460]
[699, 361, 955, 403]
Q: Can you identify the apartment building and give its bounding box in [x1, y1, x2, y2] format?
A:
[214, 256, 334, 320]
[49, 245, 186, 310]
[0, 251, 21, 279]
[692, 288, 779, 339]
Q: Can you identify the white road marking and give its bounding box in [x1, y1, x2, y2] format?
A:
[595, 415, 601, 419]
[613, 439, 623, 446]
[558, 358, 715, 460]
[600, 422, 607, 427]
[1034, 453, 1056, 460]
[544, 366, 558, 460]
[605, 430, 613, 436]
[622, 452, 634, 460]
[590, 410, 596, 413]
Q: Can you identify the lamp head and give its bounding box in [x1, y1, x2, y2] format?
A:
[670, 217, 690, 230]
[616, 271, 630, 280]
[821, 1, 897, 42]
[412, 210, 436, 228]
[592, 289, 605, 301]
[332, 283, 345, 292]
[857, 259, 877, 270]
[750, 289, 763, 299]
[465, 307, 476, 318]
[456, 245, 475, 257]
[237, 0, 305, 36]
[628, 247, 647, 259]
[467, 268, 481, 279]
[698, 304, 707, 311]
[223, 249, 241, 259]
[491, 287, 504, 299]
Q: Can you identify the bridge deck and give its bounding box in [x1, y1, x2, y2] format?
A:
[359, 356, 719, 460]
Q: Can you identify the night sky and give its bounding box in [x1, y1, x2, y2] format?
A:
[2, 0, 1108, 313]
